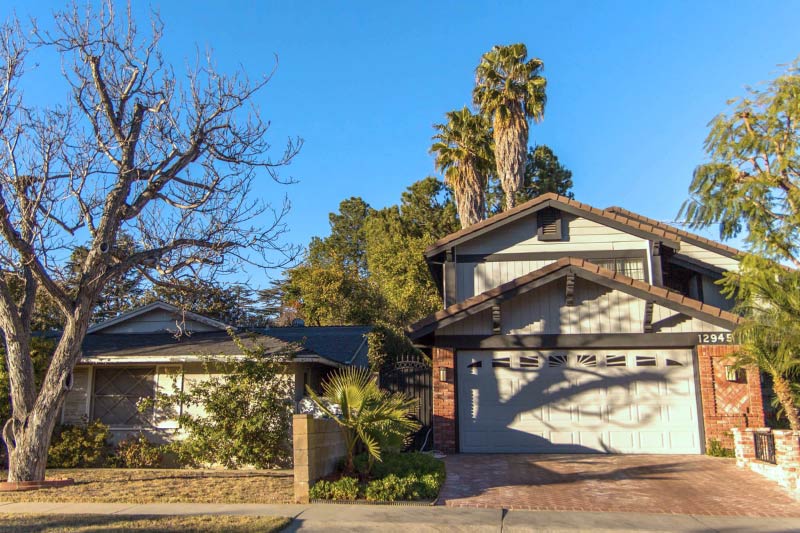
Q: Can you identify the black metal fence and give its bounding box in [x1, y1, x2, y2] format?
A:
[379, 354, 432, 451]
[754, 431, 777, 464]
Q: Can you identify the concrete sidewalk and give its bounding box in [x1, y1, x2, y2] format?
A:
[1, 501, 799, 532]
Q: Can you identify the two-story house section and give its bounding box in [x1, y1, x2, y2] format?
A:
[408, 193, 765, 455]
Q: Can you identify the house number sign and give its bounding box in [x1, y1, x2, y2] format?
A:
[697, 332, 733, 344]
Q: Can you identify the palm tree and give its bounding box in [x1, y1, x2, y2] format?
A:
[733, 268, 800, 430]
[474, 43, 546, 211]
[306, 367, 419, 473]
[430, 107, 493, 228]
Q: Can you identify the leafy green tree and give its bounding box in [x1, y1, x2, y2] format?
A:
[172, 337, 295, 468]
[474, 43, 547, 211]
[430, 107, 493, 228]
[322, 197, 375, 274]
[306, 366, 419, 473]
[488, 144, 574, 214]
[144, 280, 261, 327]
[680, 60, 800, 429]
[733, 267, 800, 430]
[680, 59, 800, 271]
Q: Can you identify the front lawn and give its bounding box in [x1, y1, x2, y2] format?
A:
[0, 514, 290, 532]
[309, 452, 445, 503]
[0, 469, 293, 504]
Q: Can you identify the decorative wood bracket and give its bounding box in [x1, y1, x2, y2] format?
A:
[491, 304, 501, 334]
[643, 301, 654, 333]
[565, 272, 576, 307]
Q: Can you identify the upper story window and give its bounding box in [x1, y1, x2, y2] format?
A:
[594, 258, 645, 281]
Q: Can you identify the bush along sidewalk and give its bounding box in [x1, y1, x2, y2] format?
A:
[309, 452, 445, 503]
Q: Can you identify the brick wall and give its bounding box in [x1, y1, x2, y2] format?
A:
[432, 346, 457, 454]
[697, 344, 765, 448]
[292, 414, 347, 503]
[733, 427, 800, 499]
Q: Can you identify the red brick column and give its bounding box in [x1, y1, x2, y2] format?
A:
[432, 346, 457, 454]
[697, 344, 766, 449]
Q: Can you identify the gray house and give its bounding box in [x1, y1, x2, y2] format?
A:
[408, 193, 765, 455]
[62, 301, 369, 440]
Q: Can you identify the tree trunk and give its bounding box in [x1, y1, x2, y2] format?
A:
[773, 374, 800, 431]
[4, 411, 58, 482]
[494, 107, 528, 212]
[4, 316, 89, 482]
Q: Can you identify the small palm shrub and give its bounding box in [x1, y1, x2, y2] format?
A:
[306, 367, 419, 473]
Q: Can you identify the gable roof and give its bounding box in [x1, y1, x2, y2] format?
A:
[81, 326, 371, 367]
[605, 205, 743, 259]
[424, 193, 741, 260]
[86, 301, 230, 334]
[406, 257, 742, 339]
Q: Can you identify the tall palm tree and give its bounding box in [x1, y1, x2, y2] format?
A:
[734, 267, 800, 430]
[474, 43, 546, 211]
[430, 107, 493, 228]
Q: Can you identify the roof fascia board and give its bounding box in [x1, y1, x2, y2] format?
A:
[409, 262, 738, 338]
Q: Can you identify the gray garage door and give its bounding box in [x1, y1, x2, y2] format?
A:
[457, 349, 702, 454]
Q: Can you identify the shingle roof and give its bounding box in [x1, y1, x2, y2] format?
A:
[81, 326, 371, 367]
[424, 193, 740, 258]
[406, 257, 742, 339]
[605, 205, 743, 259]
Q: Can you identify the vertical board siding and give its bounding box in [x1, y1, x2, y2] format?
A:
[438, 278, 726, 336]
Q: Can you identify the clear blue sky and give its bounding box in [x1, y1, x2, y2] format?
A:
[7, 1, 800, 289]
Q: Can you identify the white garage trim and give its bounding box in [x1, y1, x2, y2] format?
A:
[457, 349, 703, 454]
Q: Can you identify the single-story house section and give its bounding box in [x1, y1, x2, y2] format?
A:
[407, 193, 766, 455]
[62, 301, 369, 441]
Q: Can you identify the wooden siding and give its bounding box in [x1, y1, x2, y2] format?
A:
[97, 308, 222, 334]
[650, 304, 726, 333]
[679, 242, 740, 271]
[457, 259, 554, 300]
[457, 212, 650, 256]
[438, 277, 727, 337]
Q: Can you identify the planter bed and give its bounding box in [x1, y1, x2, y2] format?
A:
[309, 452, 445, 504]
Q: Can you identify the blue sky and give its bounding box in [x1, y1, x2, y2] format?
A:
[6, 1, 800, 289]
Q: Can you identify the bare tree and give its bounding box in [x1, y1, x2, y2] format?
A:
[0, 3, 301, 482]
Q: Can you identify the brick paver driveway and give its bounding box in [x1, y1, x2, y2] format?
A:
[439, 454, 800, 517]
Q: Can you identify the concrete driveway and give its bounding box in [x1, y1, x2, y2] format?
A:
[438, 454, 800, 517]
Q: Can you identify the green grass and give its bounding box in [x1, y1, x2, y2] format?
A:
[0, 514, 291, 533]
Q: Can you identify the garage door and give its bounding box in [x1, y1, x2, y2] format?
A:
[457, 349, 702, 454]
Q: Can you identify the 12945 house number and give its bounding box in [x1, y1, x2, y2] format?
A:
[697, 332, 733, 344]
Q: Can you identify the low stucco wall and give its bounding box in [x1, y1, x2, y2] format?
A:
[292, 414, 347, 503]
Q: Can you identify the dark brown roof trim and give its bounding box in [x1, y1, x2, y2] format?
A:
[424, 193, 683, 257]
[406, 257, 741, 339]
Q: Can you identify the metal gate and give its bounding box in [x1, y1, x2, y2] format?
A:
[379, 354, 432, 450]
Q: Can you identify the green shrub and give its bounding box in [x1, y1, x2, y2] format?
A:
[707, 438, 735, 458]
[47, 420, 112, 468]
[356, 451, 445, 479]
[113, 434, 163, 468]
[364, 472, 443, 501]
[309, 477, 360, 500]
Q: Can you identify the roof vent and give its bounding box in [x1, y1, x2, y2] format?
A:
[537, 207, 563, 241]
[291, 318, 306, 327]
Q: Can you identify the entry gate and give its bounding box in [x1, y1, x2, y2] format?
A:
[379, 354, 432, 450]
